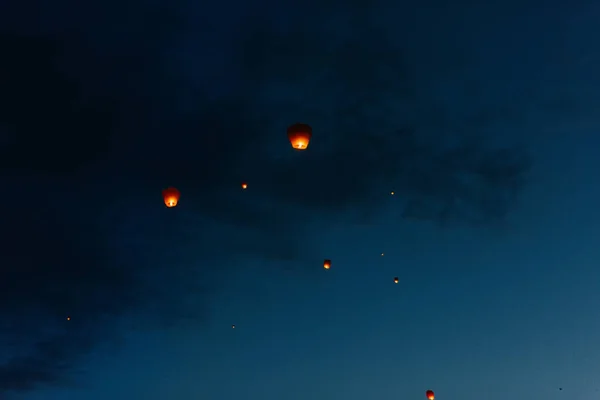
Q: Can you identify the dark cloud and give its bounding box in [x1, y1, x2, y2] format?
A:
[0, 0, 531, 396]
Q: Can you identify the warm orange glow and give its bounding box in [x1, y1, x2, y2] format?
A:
[287, 123, 312, 150]
[390, 191, 395, 195]
[426, 390, 435, 400]
[394, 277, 399, 284]
[241, 182, 248, 190]
[323, 259, 331, 269]
[67, 316, 71, 321]
[162, 187, 180, 208]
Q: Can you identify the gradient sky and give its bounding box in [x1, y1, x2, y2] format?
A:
[1, 0, 600, 400]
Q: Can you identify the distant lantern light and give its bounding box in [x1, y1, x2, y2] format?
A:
[390, 191, 395, 195]
[394, 277, 399, 284]
[162, 187, 180, 208]
[287, 123, 312, 150]
[232, 324, 236, 329]
[381, 253, 384, 256]
[323, 259, 331, 270]
[241, 182, 248, 190]
[67, 316, 71, 321]
[426, 390, 435, 400]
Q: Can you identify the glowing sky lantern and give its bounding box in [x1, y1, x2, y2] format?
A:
[394, 277, 399, 284]
[287, 123, 312, 150]
[241, 182, 248, 190]
[323, 259, 331, 270]
[162, 187, 180, 208]
[426, 390, 435, 400]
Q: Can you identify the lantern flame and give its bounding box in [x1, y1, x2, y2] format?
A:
[323, 259, 331, 269]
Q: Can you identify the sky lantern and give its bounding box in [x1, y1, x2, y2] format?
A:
[162, 187, 180, 208]
[394, 277, 399, 284]
[232, 324, 236, 329]
[287, 123, 312, 150]
[426, 390, 435, 400]
[241, 182, 248, 190]
[323, 259, 331, 270]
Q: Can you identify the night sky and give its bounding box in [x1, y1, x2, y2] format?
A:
[1, 0, 600, 399]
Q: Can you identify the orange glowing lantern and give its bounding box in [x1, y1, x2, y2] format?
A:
[287, 123, 312, 150]
[67, 316, 71, 321]
[426, 390, 435, 400]
[241, 182, 248, 190]
[394, 277, 399, 284]
[162, 187, 180, 208]
[323, 259, 331, 270]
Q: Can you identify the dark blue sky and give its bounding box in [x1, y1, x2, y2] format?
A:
[1, 0, 600, 399]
